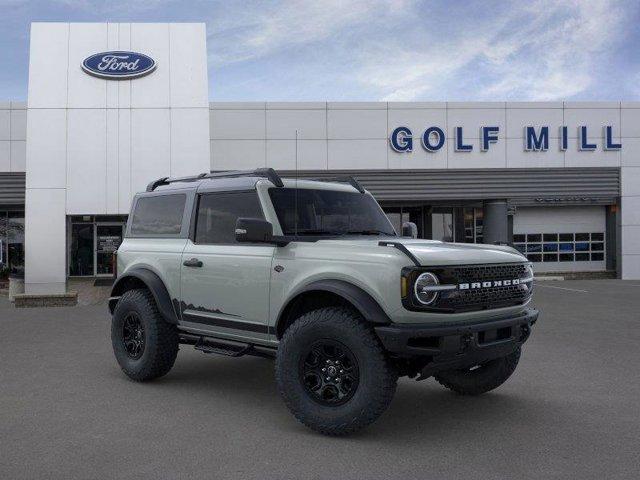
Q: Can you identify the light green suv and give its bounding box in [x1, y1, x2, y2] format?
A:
[109, 168, 538, 436]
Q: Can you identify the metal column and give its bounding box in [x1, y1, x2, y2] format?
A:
[483, 200, 509, 245]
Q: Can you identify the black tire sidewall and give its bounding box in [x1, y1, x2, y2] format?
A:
[276, 308, 397, 431]
[111, 290, 163, 377]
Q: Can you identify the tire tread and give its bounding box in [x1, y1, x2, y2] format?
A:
[276, 306, 397, 436]
[112, 288, 179, 382]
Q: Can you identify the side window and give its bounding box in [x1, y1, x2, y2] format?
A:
[195, 191, 264, 244]
[130, 194, 186, 236]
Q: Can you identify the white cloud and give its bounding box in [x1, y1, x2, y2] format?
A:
[357, 0, 627, 101]
[208, 0, 412, 66]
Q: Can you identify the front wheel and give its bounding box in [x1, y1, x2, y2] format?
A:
[434, 347, 521, 395]
[275, 307, 397, 436]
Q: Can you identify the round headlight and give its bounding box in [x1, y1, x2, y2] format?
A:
[523, 263, 534, 293]
[414, 272, 440, 305]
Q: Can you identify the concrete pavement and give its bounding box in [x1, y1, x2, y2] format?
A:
[1, 280, 639, 479]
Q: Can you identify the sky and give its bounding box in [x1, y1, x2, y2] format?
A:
[0, 0, 639, 102]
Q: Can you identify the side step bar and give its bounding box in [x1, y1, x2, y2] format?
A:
[179, 333, 276, 359]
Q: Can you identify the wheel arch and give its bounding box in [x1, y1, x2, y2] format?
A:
[109, 268, 179, 324]
[275, 279, 391, 339]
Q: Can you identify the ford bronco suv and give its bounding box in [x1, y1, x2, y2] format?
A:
[109, 168, 538, 436]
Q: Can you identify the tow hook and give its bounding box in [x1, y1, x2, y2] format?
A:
[460, 333, 473, 353]
[520, 324, 531, 342]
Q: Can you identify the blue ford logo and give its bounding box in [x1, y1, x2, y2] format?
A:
[82, 51, 156, 80]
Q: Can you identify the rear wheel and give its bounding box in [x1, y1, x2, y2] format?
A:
[111, 289, 179, 382]
[434, 347, 521, 395]
[276, 307, 397, 436]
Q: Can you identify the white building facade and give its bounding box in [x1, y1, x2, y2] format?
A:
[1, 22, 639, 295]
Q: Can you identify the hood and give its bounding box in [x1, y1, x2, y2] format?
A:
[317, 237, 527, 266]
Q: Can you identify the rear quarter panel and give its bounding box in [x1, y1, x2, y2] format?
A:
[116, 238, 187, 303]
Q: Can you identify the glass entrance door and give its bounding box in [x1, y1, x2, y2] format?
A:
[70, 223, 95, 276]
[95, 224, 123, 276]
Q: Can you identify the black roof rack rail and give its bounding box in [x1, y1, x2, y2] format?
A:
[208, 168, 284, 188]
[145, 168, 284, 192]
[304, 176, 366, 193]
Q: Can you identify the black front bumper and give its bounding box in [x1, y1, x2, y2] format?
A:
[375, 308, 538, 376]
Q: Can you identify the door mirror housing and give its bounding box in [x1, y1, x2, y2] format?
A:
[402, 221, 418, 239]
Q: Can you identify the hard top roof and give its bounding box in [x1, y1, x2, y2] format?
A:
[146, 168, 366, 194]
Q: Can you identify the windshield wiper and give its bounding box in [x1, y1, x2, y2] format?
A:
[345, 229, 395, 236]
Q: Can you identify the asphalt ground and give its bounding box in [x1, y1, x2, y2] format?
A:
[1, 280, 639, 479]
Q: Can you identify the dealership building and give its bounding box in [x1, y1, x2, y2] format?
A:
[1, 22, 640, 295]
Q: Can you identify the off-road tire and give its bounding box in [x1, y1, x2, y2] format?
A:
[434, 347, 521, 395]
[275, 307, 397, 436]
[111, 288, 179, 382]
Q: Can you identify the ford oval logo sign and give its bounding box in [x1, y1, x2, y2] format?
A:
[82, 51, 156, 80]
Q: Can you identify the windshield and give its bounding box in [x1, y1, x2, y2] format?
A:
[269, 188, 396, 236]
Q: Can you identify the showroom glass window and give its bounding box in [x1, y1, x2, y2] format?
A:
[0, 210, 25, 276]
[513, 232, 605, 263]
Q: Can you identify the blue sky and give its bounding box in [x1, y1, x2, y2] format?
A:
[1, 0, 639, 101]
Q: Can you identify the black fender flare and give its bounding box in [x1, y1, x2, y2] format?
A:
[109, 268, 179, 324]
[277, 279, 391, 335]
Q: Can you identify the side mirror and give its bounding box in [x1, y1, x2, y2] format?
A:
[402, 221, 418, 239]
[235, 218, 274, 243]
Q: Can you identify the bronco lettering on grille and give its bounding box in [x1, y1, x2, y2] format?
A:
[459, 279, 521, 290]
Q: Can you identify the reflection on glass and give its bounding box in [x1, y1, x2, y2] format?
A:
[8, 212, 25, 273]
[70, 224, 94, 276]
[432, 212, 453, 242]
[516, 231, 606, 263]
[96, 225, 123, 275]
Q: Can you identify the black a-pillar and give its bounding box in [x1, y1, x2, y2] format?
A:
[483, 200, 509, 245]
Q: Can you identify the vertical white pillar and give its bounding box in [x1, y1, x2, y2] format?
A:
[25, 22, 210, 294]
[25, 23, 69, 294]
[620, 167, 640, 279]
[620, 104, 640, 279]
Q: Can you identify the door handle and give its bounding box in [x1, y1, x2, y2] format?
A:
[183, 258, 203, 268]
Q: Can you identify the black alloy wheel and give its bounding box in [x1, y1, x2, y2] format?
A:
[122, 312, 146, 359]
[300, 339, 359, 406]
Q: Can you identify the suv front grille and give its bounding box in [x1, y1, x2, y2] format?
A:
[445, 283, 528, 310]
[434, 263, 532, 311]
[426, 263, 532, 312]
[450, 263, 528, 283]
